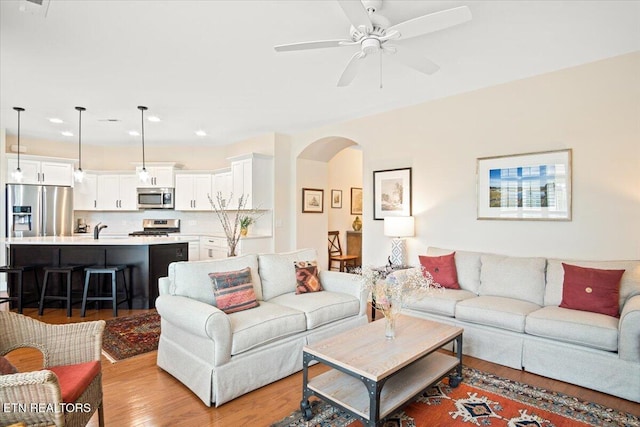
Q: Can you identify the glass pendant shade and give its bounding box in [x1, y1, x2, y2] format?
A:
[138, 105, 149, 183]
[74, 106, 86, 183]
[12, 107, 25, 182]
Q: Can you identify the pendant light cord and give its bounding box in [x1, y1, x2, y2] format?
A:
[138, 106, 147, 171]
[76, 106, 85, 171]
[13, 107, 24, 170]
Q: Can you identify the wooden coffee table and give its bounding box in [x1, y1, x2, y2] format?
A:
[301, 315, 463, 426]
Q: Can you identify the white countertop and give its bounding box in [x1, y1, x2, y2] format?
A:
[5, 235, 194, 246]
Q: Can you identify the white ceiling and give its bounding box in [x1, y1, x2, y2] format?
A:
[1, 0, 638, 147]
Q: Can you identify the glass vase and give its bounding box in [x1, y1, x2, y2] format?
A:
[385, 315, 396, 340]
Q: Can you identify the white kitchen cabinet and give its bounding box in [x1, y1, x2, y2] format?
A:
[188, 240, 200, 261]
[200, 236, 228, 260]
[212, 170, 232, 208]
[135, 165, 174, 187]
[6, 157, 73, 186]
[96, 174, 138, 210]
[175, 174, 212, 211]
[73, 173, 98, 210]
[229, 153, 272, 209]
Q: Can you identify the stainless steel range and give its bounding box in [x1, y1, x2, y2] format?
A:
[129, 219, 180, 236]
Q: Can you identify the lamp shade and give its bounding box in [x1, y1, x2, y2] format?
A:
[383, 216, 415, 238]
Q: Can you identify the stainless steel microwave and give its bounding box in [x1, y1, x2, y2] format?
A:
[137, 187, 174, 209]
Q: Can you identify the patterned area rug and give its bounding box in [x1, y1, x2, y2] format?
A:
[271, 366, 639, 427]
[102, 311, 160, 362]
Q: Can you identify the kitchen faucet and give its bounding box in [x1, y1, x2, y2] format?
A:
[94, 222, 108, 239]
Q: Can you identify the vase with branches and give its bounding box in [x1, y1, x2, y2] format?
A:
[208, 192, 263, 257]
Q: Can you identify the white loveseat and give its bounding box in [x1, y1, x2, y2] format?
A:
[401, 247, 640, 402]
[155, 249, 368, 406]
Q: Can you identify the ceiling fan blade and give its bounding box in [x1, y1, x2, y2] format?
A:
[387, 6, 472, 40]
[274, 39, 350, 52]
[337, 0, 373, 33]
[337, 51, 365, 87]
[389, 47, 440, 75]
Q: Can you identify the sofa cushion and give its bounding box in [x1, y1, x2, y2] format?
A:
[419, 253, 460, 289]
[559, 263, 624, 317]
[525, 306, 619, 351]
[228, 301, 306, 355]
[426, 247, 481, 294]
[270, 291, 360, 329]
[404, 289, 476, 317]
[479, 254, 546, 305]
[259, 249, 318, 300]
[170, 255, 262, 304]
[455, 296, 541, 333]
[294, 260, 323, 294]
[210, 267, 259, 314]
[545, 259, 640, 310]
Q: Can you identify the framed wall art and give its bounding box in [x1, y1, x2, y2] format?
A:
[477, 149, 572, 221]
[373, 168, 411, 220]
[302, 188, 324, 213]
[350, 187, 362, 215]
[331, 189, 342, 209]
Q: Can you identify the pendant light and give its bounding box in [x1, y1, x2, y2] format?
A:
[73, 106, 86, 183]
[137, 105, 149, 183]
[11, 107, 25, 183]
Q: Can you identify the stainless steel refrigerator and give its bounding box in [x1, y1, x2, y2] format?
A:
[6, 184, 73, 237]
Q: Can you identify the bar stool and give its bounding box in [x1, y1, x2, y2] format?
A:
[39, 265, 85, 317]
[81, 265, 132, 317]
[0, 265, 40, 314]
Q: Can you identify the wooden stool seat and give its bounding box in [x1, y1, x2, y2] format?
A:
[328, 231, 358, 272]
[0, 265, 40, 314]
[39, 265, 86, 317]
[81, 265, 132, 317]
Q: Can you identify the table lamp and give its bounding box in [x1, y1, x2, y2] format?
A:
[383, 216, 415, 266]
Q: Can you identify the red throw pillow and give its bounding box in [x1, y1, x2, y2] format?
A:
[0, 356, 18, 375]
[419, 253, 460, 289]
[559, 263, 625, 317]
[294, 260, 323, 294]
[209, 267, 259, 314]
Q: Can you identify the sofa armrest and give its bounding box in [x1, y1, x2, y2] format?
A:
[158, 276, 171, 295]
[619, 294, 640, 362]
[156, 294, 233, 365]
[319, 270, 368, 316]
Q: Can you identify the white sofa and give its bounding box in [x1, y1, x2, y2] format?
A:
[401, 247, 640, 403]
[155, 249, 368, 406]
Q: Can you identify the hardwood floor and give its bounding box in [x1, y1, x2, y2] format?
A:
[3, 305, 639, 426]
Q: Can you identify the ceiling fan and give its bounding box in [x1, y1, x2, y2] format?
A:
[274, 0, 472, 87]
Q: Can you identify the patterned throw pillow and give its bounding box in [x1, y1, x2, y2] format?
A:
[209, 267, 259, 314]
[0, 356, 18, 375]
[294, 260, 323, 294]
[419, 252, 460, 289]
[559, 263, 624, 317]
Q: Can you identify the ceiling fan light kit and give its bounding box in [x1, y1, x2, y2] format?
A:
[274, 0, 472, 87]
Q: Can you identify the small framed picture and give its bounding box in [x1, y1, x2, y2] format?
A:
[350, 187, 362, 215]
[302, 188, 324, 213]
[373, 168, 411, 220]
[331, 189, 342, 209]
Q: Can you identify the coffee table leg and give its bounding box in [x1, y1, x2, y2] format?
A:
[301, 352, 313, 420]
[449, 334, 464, 388]
[362, 377, 387, 426]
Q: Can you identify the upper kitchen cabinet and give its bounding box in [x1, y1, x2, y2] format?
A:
[96, 174, 138, 210]
[6, 155, 74, 186]
[73, 173, 98, 211]
[175, 173, 212, 211]
[212, 169, 232, 208]
[229, 154, 273, 209]
[134, 164, 176, 188]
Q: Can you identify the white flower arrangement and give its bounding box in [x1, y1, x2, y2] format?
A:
[208, 192, 263, 257]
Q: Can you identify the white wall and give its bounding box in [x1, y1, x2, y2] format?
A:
[291, 52, 640, 266]
[296, 158, 329, 269]
[328, 147, 363, 252]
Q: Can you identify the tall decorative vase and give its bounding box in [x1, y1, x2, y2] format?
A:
[384, 315, 396, 339]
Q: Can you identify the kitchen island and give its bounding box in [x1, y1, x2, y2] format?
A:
[5, 236, 189, 310]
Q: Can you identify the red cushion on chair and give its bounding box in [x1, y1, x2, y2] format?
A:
[48, 361, 101, 403]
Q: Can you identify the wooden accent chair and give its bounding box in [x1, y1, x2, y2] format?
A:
[0, 311, 105, 427]
[328, 231, 358, 272]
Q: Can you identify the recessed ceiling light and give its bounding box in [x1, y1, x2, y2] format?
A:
[195, 130, 207, 137]
[61, 131, 73, 137]
[129, 130, 140, 136]
[148, 116, 161, 122]
[49, 118, 63, 124]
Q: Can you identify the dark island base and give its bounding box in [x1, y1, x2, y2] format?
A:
[7, 243, 188, 311]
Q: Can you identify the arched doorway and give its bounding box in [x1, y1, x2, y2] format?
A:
[295, 136, 362, 269]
